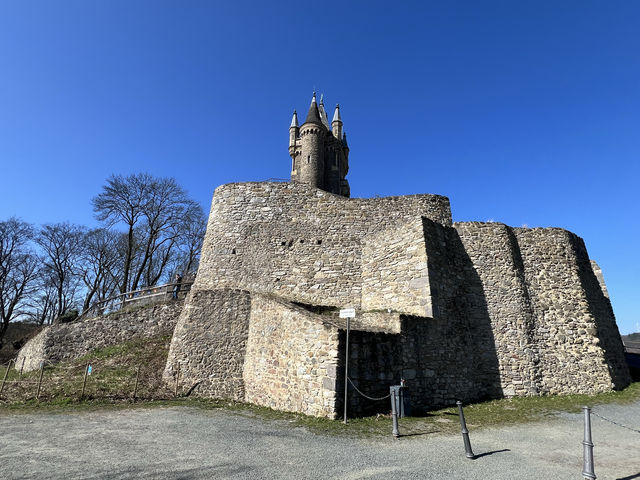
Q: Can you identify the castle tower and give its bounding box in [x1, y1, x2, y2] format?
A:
[289, 93, 350, 197]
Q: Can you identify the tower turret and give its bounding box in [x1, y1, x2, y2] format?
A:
[298, 93, 325, 189]
[289, 110, 298, 149]
[331, 104, 342, 140]
[289, 93, 350, 197]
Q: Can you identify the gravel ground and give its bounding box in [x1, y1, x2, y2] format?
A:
[1, 401, 639, 480]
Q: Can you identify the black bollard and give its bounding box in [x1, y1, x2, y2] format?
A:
[456, 401, 475, 459]
[390, 386, 400, 438]
[582, 406, 596, 480]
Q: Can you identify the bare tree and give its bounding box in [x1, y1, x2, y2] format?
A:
[0, 218, 39, 347]
[165, 208, 207, 280]
[36, 223, 85, 320]
[93, 173, 206, 292]
[23, 276, 58, 325]
[79, 228, 121, 311]
[92, 173, 151, 293]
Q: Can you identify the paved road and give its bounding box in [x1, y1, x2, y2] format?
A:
[1, 401, 639, 479]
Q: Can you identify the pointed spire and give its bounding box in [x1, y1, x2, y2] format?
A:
[332, 104, 342, 123]
[342, 131, 348, 147]
[318, 95, 330, 128]
[303, 92, 323, 126]
[290, 110, 298, 128]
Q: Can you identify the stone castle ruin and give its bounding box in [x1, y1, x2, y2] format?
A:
[161, 94, 629, 417]
[18, 94, 630, 418]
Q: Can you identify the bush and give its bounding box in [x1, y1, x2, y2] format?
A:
[56, 309, 79, 324]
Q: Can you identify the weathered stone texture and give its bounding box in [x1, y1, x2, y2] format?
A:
[167, 180, 629, 417]
[361, 218, 432, 317]
[243, 295, 340, 418]
[163, 289, 251, 400]
[590, 260, 610, 299]
[514, 228, 629, 393]
[194, 182, 451, 309]
[454, 222, 540, 397]
[16, 301, 183, 372]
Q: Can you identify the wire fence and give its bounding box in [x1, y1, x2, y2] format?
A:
[591, 408, 640, 434]
[0, 358, 185, 403]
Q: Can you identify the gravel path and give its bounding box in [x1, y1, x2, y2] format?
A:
[1, 401, 639, 479]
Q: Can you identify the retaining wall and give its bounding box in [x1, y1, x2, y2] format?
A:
[16, 301, 183, 372]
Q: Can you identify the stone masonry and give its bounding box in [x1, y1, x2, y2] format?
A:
[18, 95, 630, 419]
[163, 177, 629, 418]
[17, 301, 183, 372]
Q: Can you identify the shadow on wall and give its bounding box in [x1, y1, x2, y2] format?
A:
[574, 236, 631, 389]
[338, 221, 501, 417]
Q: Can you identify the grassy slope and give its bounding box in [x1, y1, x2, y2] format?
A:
[1, 333, 638, 438]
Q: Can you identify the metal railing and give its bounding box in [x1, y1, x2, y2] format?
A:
[78, 281, 194, 320]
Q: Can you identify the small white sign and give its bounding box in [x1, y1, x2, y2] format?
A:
[339, 308, 356, 318]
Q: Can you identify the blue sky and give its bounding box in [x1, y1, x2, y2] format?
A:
[0, 1, 638, 334]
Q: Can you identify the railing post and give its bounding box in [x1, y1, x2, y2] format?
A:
[582, 406, 596, 480]
[457, 401, 475, 459]
[19, 357, 25, 376]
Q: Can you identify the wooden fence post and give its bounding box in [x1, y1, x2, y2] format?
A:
[36, 363, 44, 400]
[81, 363, 89, 400]
[0, 359, 13, 396]
[174, 363, 180, 397]
[19, 357, 25, 376]
[133, 366, 140, 403]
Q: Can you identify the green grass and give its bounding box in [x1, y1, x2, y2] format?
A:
[2, 334, 639, 438]
[2, 383, 638, 437]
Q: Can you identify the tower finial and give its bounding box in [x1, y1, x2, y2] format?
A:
[290, 110, 299, 128]
[332, 104, 342, 123]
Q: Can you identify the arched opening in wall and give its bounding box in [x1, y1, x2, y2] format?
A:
[307, 155, 310, 164]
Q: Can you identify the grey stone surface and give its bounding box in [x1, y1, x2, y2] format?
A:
[16, 301, 183, 372]
[165, 180, 629, 418]
[195, 182, 452, 309]
[163, 289, 252, 401]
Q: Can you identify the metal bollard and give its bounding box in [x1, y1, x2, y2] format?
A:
[582, 406, 596, 480]
[390, 386, 400, 438]
[456, 401, 475, 459]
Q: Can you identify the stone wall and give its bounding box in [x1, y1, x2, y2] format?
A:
[361, 218, 433, 317]
[16, 301, 183, 372]
[243, 295, 340, 418]
[514, 228, 629, 393]
[454, 222, 540, 397]
[194, 182, 451, 309]
[163, 289, 251, 400]
[590, 260, 610, 299]
[163, 180, 629, 418]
